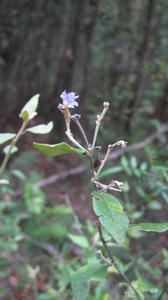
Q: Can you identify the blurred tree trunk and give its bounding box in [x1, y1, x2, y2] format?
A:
[52, 0, 85, 96]
[156, 82, 168, 122]
[80, 0, 99, 108]
[47, 0, 86, 136]
[124, 0, 155, 133]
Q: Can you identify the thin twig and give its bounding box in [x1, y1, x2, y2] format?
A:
[37, 165, 85, 188]
[91, 102, 109, 149]
[0, 120, 28, 178]
[97, 221, 141, 300]
[13, 165, 85, 197]
[71, 114, 90, 147]
[95, 140, 127, 178]
[92, 178, 123, 192]
[66, 129, 86, 151]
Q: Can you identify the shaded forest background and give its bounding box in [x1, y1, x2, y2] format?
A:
[1, 0, 168, 141]
[1, 1, 168, 299]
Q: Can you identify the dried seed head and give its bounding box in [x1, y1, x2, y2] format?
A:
[118, 140, 128, 148]
[113, 180, 125, 188]
[73, 114, 81, 119]
[103, 101, 110, 108]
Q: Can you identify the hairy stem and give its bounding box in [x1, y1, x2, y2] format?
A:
[0, 120, 28, 178]
[97, 221, 141, 300]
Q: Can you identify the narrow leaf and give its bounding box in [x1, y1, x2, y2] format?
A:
[130, 155, 138, 169]
[11, 169, 26, 181]
[33, 142, 86, 157]
[129, 223, 168, 233]
[0, 133, 16, 145]
[26, 121, 53, 135]
[68, 234, 89, 249]
[92, 192, 129, 244]
[98, 166, 123, 180]
[20, 94, 39, 120]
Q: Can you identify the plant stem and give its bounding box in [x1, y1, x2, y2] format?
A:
[95, 140, 127, 178]
[66, 129, 86, 151]
[91, 102, 109, 149]
[71, 115, 90, 147]
[97, 221, 141, 300]
[0, 120, 28, 178]
[33, 277, 38, 300]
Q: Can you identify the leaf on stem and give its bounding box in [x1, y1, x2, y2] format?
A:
[20, 94, 39, 121]
[92, 191, 129, 244]
[3, 145, 18, 154]
[0, 133, 16, 145]
[33, 142, 86, 157]
[26, 121, 53, 134]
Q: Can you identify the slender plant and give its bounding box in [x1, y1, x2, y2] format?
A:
[34, 90, 168, 300]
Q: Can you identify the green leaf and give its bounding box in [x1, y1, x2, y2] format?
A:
[140, 162, 148, 172]
[24, 180, 45, 215]
[23, 172, 45, 215]
[133, 169, 141, 177]
[161, 191, 168, 205]
[3, 145, 18, 154]
[27, 264, 40, 279]
[68, 234, 89, 249]
[98, 166, 123, 180]
[0, 133, 16, 145]
[137, 277, 159, 294]
[126, 277, 158, 300]
[121, 156, 128, 168]
[71, 263, 104, 300]
[20, 94, 39, 121]
[92, 192, 129, 244]
[33, 142, 86, 157]
[129, 223, 168, 233]
[121, 156, 132, 175]
[26, 121, 53, 135]
[11, 169, 26, 181]
[130, 155, 138, 169]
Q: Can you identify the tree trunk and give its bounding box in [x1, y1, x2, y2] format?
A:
[156, 82, 168, 122]
[52, 0, 85, 96]
[47, 0, 86, 136]
[80, 0, 99, 108]
[124, 0, 155, 133]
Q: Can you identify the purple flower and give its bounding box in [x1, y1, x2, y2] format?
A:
[58, 90, 79, 109]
